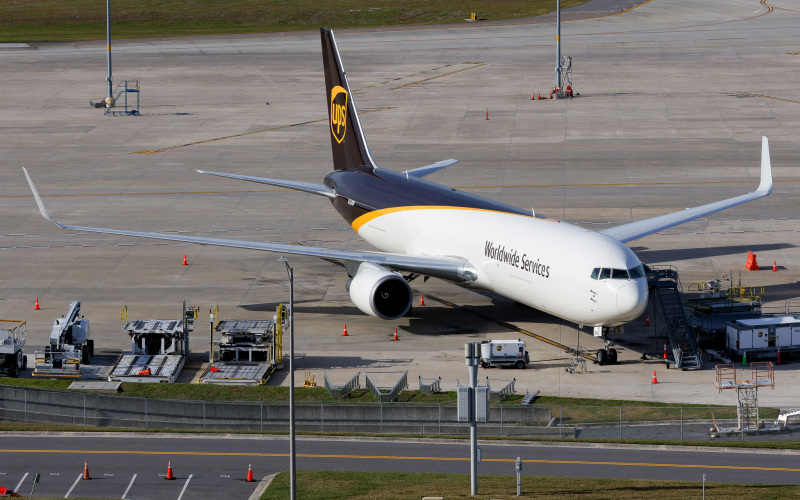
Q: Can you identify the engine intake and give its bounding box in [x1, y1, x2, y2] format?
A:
[347, 263, 412, 319]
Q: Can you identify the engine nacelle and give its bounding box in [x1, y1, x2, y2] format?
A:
[347, 263, 412, 319]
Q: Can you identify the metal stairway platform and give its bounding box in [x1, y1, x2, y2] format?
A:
[648, 267, 702, 369]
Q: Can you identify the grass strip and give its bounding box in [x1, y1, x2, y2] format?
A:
[261, 470, 800, 499]
[1, 0, 590, 43]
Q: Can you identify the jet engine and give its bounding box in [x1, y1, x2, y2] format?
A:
[347, 263, 412, 319]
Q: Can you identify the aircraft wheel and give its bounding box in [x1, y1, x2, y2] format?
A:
[608, 349, 618, 365]
[596, 349, 607, 365]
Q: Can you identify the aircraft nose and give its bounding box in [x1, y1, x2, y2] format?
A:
[617, 280, 648, 320]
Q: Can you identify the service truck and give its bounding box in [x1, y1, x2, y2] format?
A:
[0, 320, 26, 377]
[480, 339, 529, 369]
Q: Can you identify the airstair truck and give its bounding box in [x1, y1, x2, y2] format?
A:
[480, 339, 529, 369]
[0, 320, 26, 377]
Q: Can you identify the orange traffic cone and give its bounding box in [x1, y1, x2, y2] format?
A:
[531, 92, 536, 100]
[644, 314, 650, 326]
[537, 92, 541, 100]
[34, 297, 40, 310]
[165, 460, 175, 480]
[83, 460, 91, 480]
[246, 462, 254, 482]
[419, 293, 425, 306]
[393, 328, 399, 341]
[182, 254, 188, 266]
[652, 370, 658, 384]
[773, 260, 778, 272]
[549, 91, 553, 99]
[342, 324, 348, 336]
[663, 343, 668, 359]
[485, 108, 489, 120]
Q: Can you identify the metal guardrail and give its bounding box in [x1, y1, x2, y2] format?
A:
[324, 371, 360, 399]
[419, 376, 441, 395]
[486, 377, 516, 401]
[365, 371, 408, 402]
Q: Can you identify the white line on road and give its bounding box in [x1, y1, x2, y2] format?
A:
[14, 472, 28, 493]
[122, 473, 137, 499]
[176, 473, 193, 500]
[64, 473, 82, 498]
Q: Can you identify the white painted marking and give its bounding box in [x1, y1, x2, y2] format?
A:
[64, 472, 82, 498]
[14, 472, 28, 492]
[176, 473, 193, 500]
[122, 473, 137, 499]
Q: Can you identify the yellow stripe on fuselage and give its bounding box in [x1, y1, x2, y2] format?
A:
[351, 205, 533, 233]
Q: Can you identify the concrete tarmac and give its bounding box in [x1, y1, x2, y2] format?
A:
[2, 0, 800, 407]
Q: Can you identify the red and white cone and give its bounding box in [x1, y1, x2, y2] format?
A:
[663, 343, 668, 359]
[419, 293, 425, 306]
[182, 254, 188, 266]
[34, 297, 40, 310]
[651, 370, 658, 384]
[83, 460, 91, 480]
[393, 328, 399, 341]
[342, 324, 348, 336]
[644, 314, 650, 326]
[165, 460, 175, 480]
[246, 462, 254, 482]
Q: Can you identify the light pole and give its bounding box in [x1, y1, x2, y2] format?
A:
[106, 0, 113, 102]
[209, 310, 214, 364]
[278, 256, 296, 500]
[555, 0, 562, 94]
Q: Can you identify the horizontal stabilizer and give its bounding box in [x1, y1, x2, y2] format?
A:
[196, 170, 335, 198]
[601, 136, 773, 243]
[404, 159, 458, 179]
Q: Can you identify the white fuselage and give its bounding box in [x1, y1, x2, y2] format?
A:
[354, 207, 648, 327]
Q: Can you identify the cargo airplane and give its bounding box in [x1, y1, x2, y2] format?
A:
[25, 29, 773, 363]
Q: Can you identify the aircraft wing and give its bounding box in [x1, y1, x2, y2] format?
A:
[196, 169, 336, 198]
[600, 136, 773, 243]
[23, 168, 477, 283]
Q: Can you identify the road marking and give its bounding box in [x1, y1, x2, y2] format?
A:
[391, 63, 485, 90]
[2, 449, 800, 474]
[122, 473, 136, 499]
[64, 472, 82, 498]
[177, 474, 193, 500]
[14, 472, 28, 492]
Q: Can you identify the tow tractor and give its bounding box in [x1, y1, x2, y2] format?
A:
[0, 320, 26, 377]
[34, 301, 93, 377]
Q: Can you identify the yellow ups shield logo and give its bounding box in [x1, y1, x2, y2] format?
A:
[330, 85, 348, 144]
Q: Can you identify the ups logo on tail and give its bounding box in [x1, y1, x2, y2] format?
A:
[330, 85, 348, 144]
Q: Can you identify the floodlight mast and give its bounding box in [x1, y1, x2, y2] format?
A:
[555, 0, 562, 93]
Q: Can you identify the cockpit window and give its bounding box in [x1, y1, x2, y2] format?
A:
[599, 268, 611, 280]
[628, 265, 645, 279]
[612, 269, 629, 279]
[590, 268, 600, 280]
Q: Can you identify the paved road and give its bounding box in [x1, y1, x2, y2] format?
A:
[1, 434, 799, 498]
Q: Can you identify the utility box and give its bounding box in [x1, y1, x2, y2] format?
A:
[480, 339, 529, 369]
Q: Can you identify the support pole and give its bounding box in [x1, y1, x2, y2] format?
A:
[555, 0, 562, 93]
[106, 0, 113, 100]
[465, 341, 480, 495]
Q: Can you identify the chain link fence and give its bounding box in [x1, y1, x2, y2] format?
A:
[0, 386, 793, 441]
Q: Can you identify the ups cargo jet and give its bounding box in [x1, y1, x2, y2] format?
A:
[25, 29, 772, 361]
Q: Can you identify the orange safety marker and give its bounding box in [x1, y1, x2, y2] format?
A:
[34, 297, 40, 310]
[393, 328, 399, 341]
[419, 293, 425, 306]
[165, 460, 175, 480]
[182, 254, 188, 266]
[83, 460, 91, 480]
[644, 314, 650, 326]
[342, 324, 348, 336]
[663, 343, 667, 359]
[485, 108, 489, 120]
[745, 251, 759, 270]
[246, 462, 255, 482]
[773, 260, 778, 272]
[549, 91, 553, 99]
[651, 370, 658, 384]
[530, 92, 536, 100]
[537, 92, 541, 100]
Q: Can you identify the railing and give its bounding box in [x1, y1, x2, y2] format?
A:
[486, 377, 516, 401]
[419, 376, 441, 395]
[365, 371, 408, 402]
[324, 371, 360, 399]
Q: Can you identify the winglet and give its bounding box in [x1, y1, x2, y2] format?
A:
[22, 167, 64, 228]
[758, 136, 773, 196]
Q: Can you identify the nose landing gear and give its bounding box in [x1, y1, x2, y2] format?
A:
[593, 326, 621, 365]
